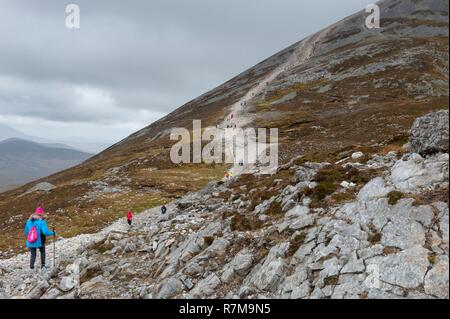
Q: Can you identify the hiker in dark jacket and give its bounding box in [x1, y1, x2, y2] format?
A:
[24, 207, 55, 271]
[161, 205, 167, 215]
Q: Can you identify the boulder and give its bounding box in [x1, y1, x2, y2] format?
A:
[158, 278, 184, 299]
[177, 200, 194, 210]
[281, 265, 308, 294]
[357, 177, 393, 202]
[424, 256, 449, 299]
[293, 166, 317, 183]
[410, 110, 449, 156]
[190, 273, 221, 298]
[26, 279, 50, 299]
[58, 276, 76, 292]
[291, 282, 311, 299]
[24, 182, 56, 195]
[41, 287, 63, 299]
[232, 251, 254, 276]
[390, 153, 449, 191]
[341, 252, 365, 274]
[372, 246, 429, 289]
[351, 152, 364, 160]
[250, 258, 285, 292]
[285, 206, 310, 218]
[79, 275, 110, 297]
[289, 215, 315, 231]
[381, 220, 426, 250]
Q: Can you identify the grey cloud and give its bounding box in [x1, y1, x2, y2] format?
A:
[0, 0, 374, 140]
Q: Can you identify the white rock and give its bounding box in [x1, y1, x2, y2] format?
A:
[390, 153, 449, 191]
[372, 246, 429, 289]
[410, 110, 449, 156]
[291, 282, 311, 299]
[41, 288, 62, 299]
[158, 278, 183, 299]
[340, 181, 356, 189]
[341, 252, 365, 274]
[424, 256, 449, 299]
[190, 273, 221, 298]
[357, 177, 394, 202]
[250, 258, 285, 292]
[352, 152, 364, 160]
[233, 251, 254, 276]
[289, 215, 315, 230]
[381, 220, 426, 250]
[285, 206, 310, 218]
[58, 276, 76, 292]
[24, 182, 56, 195]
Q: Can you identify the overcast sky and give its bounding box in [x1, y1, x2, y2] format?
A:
[0, 0, 374, 143]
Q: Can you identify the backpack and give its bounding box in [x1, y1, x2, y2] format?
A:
[27, 224, 39, 243]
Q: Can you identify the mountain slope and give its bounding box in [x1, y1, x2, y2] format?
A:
[0, 138, 92, 191]
[0, 0, 448, 256]
[0, 110, 448, 299]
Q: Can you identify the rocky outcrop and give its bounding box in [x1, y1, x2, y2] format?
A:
[23, 182, 56, 195]
[410, 110, 449, 156]
[390, 153, 449, 192]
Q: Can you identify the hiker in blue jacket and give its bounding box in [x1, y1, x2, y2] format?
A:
[24, 207, 55, 271]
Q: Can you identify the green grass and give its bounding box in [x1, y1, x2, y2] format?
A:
[428, 254, 437, 265]
[332, 191, 356, 203]
[265, 201, 284, 219]
[230, 214, 263, 232]
[368, 232, 382, 245]
[387, 191, 405, 205]
[287, 232, 306, 257]
[324, 275, 339, 286]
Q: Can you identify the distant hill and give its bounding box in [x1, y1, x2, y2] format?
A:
[0, 138, 92, 191]
[0, 123, 42, 143]
[0, 123, 111, 153]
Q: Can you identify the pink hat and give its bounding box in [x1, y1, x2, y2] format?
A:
[35, 207, 44, 215]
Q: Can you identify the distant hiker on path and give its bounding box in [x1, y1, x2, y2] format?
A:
[25, 206, 55, 272]
[127, 211, 133, 226]
[161, 205, 167, 215]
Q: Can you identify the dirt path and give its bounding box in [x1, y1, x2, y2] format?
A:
[0, 203, 176, 273]
[219, 27, 334, 178]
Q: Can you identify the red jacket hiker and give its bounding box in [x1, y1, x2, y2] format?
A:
[127, 211, 133, 225]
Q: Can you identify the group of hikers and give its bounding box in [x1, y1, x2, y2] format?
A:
[24, 204, 169, 272]
[125, 205, 167, 226]
[224, 113, 237, 129]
